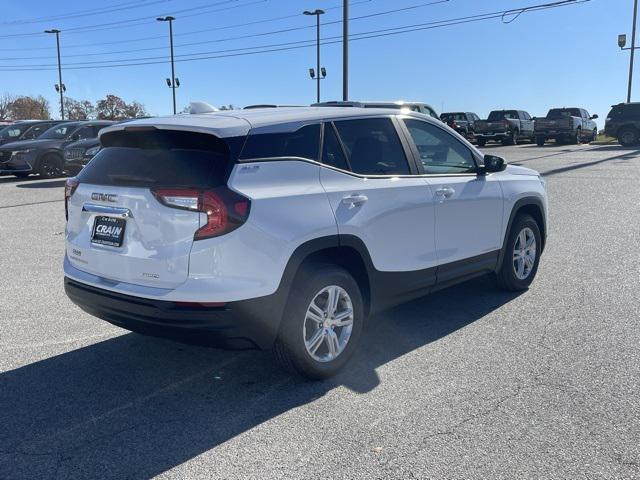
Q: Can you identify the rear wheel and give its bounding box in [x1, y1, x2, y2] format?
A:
[503, 130, 519, 146]
[496, 214, 541, 291]
[573, 128, 582, 144]
[38, 154, 62, 178]
[536, 136, 546, 147]
[274, 264, 364, 379]
[618, 126, 639, 146]
[476, 138, 486, 147]
[14, 172, 29, 179]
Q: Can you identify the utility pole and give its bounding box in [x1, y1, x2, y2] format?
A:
[157, 16, 178, 114]
[44, 29, 64, 119]
[628, 0, 638, 102]
[304, 9, 325, 103]
[343, 0, 349, 101]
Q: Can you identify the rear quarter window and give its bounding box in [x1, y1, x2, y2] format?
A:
[239, 124, 320, 161]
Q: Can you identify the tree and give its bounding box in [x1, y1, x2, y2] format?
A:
[219, 104, 235, 111]
[122, 101, 147, 118]
[96, 94, 127, 120]
[8, 95, 50, 120]
[0, 93, 15, 120]
[96, 94, 148, 120]
[64, 97, 95, 120]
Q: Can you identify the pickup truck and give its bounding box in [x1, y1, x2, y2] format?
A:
[534, 108, 598, 146]
[440, 112, 481, 139]
[474, 110, 535, 146]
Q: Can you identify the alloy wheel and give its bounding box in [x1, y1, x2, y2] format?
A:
[303, 285, 354, 363]
[512, 227, 537, 280]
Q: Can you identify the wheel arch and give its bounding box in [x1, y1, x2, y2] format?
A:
[496, 197, 547, 271]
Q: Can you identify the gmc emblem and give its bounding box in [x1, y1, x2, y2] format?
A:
[91, 193, 118, 202]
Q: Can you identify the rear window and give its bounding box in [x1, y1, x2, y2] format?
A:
[76, 130, 232, 188]
[441, 113, 466, 122]
[239, 124, 320, 161]
[547, 108, 581, 118]
[488, 110, 518, 121]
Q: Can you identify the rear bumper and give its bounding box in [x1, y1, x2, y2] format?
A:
[534, 128, 574, 137]
[64, 277, 284, 350]
[475, 131, 509, 140]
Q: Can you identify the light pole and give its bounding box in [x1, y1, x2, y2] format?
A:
[157, 16, 178, 114]
[304, 9, 325, 103]
[343, 0, 349, 101]
[628, 0, 638, 102]
[44, 29, 64, 120]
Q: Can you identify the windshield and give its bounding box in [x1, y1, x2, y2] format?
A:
[488, 111, 518, 121]
[0, 123, 31, 140]
[39, 123, 79, 140]
[547, 108, 581, 118]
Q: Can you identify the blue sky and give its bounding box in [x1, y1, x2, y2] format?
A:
[0, 0, 633, 123]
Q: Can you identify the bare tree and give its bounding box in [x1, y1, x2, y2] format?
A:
[64, 97, 95, 120]
[0, 93, 16, 120]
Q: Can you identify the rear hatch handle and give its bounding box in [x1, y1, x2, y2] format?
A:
[82, 203, 134, 218]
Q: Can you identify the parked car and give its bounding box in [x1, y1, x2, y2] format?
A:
[440, 112, 481, 138]
[315, 100, 440, 119]
[534, 108, 598, 146]
[475, 110, 536, 147]
[604, 102, 640, 146]
[0, 120, 68, 146]
[63, 107, 547, 379]
[0, 120, 113, 178]
[64, 138, 102, 176]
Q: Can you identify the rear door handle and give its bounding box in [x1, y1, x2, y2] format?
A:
[435, 187, 455, 199]
[341, 194, 368, 207]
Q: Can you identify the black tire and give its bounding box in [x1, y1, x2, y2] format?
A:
[14, 172, 29, 178]
[38, 154, 62, 178]
[590, 129, 597, 143]
[536, 136, 546, 147]
[573, 128, 582, 145]
[496, 214, 542, 291]
[274, 264, 364, 379]
[618, 126, 639, 147]
[503, 130, 518, 146]
[476, 138, 486, 147]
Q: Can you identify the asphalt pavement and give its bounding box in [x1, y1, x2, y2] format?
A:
[0, 142, 638, 479]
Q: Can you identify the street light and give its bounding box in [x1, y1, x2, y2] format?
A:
[343, 0, 349, 101]
[303, 9, 325, 103]
[620, 0, 639, 103]
[157, 16, 178, 114]
[44, 28, 64, 120]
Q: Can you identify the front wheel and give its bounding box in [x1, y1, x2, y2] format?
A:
[38, 155, 62, 178]
[590, 129, 597, 143]
[496, 214, 542, 291]
[618, 127, 638, 147]
[274, 264, 364, 379]
[476, 138, 486, 147]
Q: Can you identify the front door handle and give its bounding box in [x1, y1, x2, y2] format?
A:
[435, 187, 455, 199]
[341, 194, 368, 207]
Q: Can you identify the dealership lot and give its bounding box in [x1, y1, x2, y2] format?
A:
[0, 143, 639, 479]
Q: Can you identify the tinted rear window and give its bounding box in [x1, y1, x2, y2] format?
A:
[239, 124, 320, 161]
[77, 130, 231, 188]
[488, 111, 518, 121]
[547, 108, 581, 118]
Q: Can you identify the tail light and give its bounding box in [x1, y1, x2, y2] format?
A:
[64, 178, 79, 220]
[152, 187, 250, 240]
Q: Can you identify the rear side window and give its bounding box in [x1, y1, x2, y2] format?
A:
[333, 118, 410, 175]
[77, 130, 231, 188]
[240, 124, 320, 161]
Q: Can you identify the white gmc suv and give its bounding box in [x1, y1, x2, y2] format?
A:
[64, 107, 547, 379]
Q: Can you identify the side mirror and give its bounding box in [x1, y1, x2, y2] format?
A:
[481, 154, 506, 174]
[69, 134, 80, 141]
[591, 114, 599, 119]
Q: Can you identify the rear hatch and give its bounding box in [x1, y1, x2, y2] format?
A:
[65, 128, 247, 289]
[475, 120, 507, 133]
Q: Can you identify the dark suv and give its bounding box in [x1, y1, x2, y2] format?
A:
[0, 120, 113, 178]
[441, 112, 480, 139]
[604, 103, 640, 146]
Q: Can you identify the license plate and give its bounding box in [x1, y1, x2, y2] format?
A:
[91, 216, 126, 247]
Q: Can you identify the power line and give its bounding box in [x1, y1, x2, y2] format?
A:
[0, 0, 249, 38]
[0, 0, 174, 26]
[0, 0, 590, 72]
[0, 0, 374, 52]
[0, 0, 444, 61]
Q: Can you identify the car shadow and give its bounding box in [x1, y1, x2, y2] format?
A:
[16, 179, 66, 189]
[0, 276, 522, 479]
